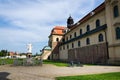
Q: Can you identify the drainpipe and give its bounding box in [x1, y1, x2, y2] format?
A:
[104, 29, 109, 64]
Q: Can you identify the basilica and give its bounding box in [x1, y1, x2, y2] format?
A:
[42, 0, 120, 65]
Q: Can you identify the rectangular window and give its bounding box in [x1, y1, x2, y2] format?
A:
[74, 32, 77, 37]
[86, 38, 90, 45]
[113, 5, 119, 18]
[116, 27, 120, 39]
[78, 41, 81, 47]
[70, 35, 72, 39]
[80, 29, 82, 35]
[72, 43, 74, 48]
[67, 45, 69, 49]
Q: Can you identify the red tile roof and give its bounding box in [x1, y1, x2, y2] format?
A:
[54, 26, 66, 30]
[50, 26, 66, 35]
[9, 52, 17, 56]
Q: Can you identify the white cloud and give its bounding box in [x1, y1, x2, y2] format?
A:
[0, 0, 102, 53]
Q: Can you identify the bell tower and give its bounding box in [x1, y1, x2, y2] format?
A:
[67, 15, 74, 28]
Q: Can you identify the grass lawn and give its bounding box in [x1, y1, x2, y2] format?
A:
[56, 72, 120, 80]
[43, 60, 68, 67]
[0, 59, 68, 66]
[0, 59, 14, 64]
[0, 58, 24, 65]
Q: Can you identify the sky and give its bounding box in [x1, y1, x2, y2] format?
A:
[0, 0, 104, 54]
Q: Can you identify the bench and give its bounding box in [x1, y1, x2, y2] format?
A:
[69, 61, 83, 67]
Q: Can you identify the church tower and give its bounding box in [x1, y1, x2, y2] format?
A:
[67, 15, 74, 28]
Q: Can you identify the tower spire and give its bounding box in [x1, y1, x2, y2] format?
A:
[67, 15, 74, 28]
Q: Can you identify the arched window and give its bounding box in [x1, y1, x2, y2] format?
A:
[78, 41, 81, 47]
[113, 5, 119, 17]
[74, 32, 77, 37]
[116, 27, 120, 39]
[80, 29, 82, 35]
[98, 34, 104, 42]
[56, 38, 59, 42]
[72, 43, 74, 48]
[96, 19, 100, 28]
[86, 38, 90, 45]
[86, 25, 90, 32]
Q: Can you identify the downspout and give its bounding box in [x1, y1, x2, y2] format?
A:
[104, 28, 109, 64]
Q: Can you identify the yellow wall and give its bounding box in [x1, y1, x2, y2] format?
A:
[41, 50, 51, 60]
[59, 48, 68, 60]
[105, 0, 120, 64]
[59, 9, 107, 60]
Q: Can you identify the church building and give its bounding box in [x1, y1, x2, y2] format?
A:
[48, 0, 120, 65]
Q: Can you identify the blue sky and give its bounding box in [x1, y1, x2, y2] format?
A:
[0, 0, 104, 54]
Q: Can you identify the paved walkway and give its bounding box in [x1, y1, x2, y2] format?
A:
[0, 64, 120, 80]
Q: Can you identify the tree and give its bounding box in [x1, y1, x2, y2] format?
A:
[0, 50, 8, 57]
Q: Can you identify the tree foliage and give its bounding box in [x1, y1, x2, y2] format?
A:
[0, 50, 8, 57]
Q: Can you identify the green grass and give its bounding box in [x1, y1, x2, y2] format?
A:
[0, 59, 69, 66]
[56, 72, 120, 80]
[0, 59, 14, 64]
[43, 60, 68, 67]
[0, 58, 24, 65]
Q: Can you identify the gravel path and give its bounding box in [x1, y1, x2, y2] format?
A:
[0, 64, 120, 80]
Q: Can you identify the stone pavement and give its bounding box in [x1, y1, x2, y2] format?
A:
[0, 64, 120, 80]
